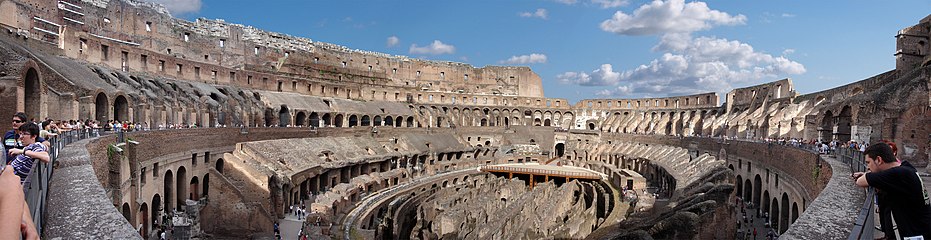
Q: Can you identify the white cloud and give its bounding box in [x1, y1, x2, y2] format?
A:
[781, 13, 796, 18]
[500, 53, 548, 64]
[569, 35, 806, 97]
[145, 0, 201, 15]
[519, 9, 549, 20]
[409, 40, 456, 55]
[591, 0, 629, 8]
[600, 0, 746, 36]
[557, 72, 592, 85]
[386, 36, 400, 47]
[558, 64, 622, 86]
[782, 48, 795, 56]
[596, 86, 632, 96]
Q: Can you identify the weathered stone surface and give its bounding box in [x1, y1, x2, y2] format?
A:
[409, 176, 605, 240]
[46, 139, 141, 240]
[781, 156, 863, 240]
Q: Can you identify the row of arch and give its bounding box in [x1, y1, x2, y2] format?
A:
[120, 159, 222, 237]
[592, 109, 721, 136]
[734, 173, 801, 234]
[444, 107, 576, 128]
[266, 106, 417, 128]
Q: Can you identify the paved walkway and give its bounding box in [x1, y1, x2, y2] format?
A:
[46, 138, 142, 239]
[780, 155, 864, 240]
[277, 212, 305, 240]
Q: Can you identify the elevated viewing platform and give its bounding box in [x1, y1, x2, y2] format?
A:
[480, 163, 604, 183]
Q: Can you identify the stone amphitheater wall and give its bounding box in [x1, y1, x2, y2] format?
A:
[603, 134, 830, 200]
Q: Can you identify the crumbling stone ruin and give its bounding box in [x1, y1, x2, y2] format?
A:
[0, 0, 928, 239]
[406, 175, 612, 239]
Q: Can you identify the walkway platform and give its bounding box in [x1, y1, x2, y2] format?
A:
[480, 163, 604, 187]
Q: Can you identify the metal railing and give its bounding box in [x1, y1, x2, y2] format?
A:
[22, 128, 110, 235]
[834, 147, 874, 240]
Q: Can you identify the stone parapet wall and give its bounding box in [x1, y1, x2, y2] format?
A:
[47, 138, 142, 240]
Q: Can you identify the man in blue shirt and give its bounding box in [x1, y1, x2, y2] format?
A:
[3, 112, 45, 163]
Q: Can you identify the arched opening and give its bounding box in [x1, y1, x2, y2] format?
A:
[480, 118, 487, 126]
[264, 108, 275, 127]
[533, 118, 542, 126]
[151, 194, 161, 228]
[24, 68, 41, 121]
[791, 202, 799, 224]
[309, 112, 320, 127]
[762, 191, 771, 217]
[114, 95, 129, 122]
[780, 193, 790, 233]
[215, 158, 224, 173]
[753, 174, 762, 207]
[190, 176, 200, 200]
[771, 197, 780, 232]
[321, 113, 331, 127]
[406, 117, 415, 127]
[345, 115, 359, 128]
[176, 167, 187, 210]
[819, 110, 834, 141]
[361, 115, 370, 126]
[121, 202, 132, 223]
[203, 174, 209, 197]
[555, 143, 565, 157]
[295, 111, 306, 127]
[139, 203, 149, 237]
[836, 106, 852, 142]
[544, 119, 551, 126]
[95, 93, 109, 122]
[743, 179, 752, 201]
[395, 116, 403, 127]
[278, 106, 291, 127]
[334, 114, 344, 127]
[588, 122, 596, 130]
[373, 116, 382, 126]
[164, 170, 173, 212]
[384, 116, 394, 127]
[693, 112, 705, 135]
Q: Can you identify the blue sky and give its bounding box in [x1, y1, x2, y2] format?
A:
[154, 0, 931, 102]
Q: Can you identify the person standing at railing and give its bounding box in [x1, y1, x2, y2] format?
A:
[853, 142, 931, 239]
[39, 120, 58, 140]
[3, 113, 46, 163]
[7, 123, 49, 187]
